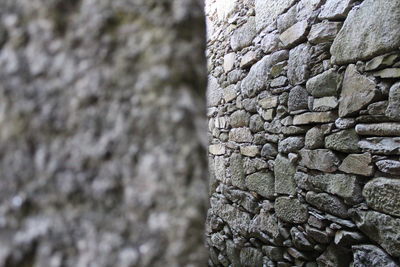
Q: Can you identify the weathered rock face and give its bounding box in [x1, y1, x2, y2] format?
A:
[206, 0, 400, 265]
[0, 0, 209, 266]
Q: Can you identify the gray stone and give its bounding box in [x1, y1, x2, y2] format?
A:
[230, 110, 250, 128]
[215, 156, 226, 182]
[240, 145, 260, 157]
[288, 86, 309, 111]
[306, 191, 349, 218]
[230, 153, 246, 189]
[334, 118, 356, 129]
[306, 69, 342, 97]
[305, 124, 332, 149]
[241, 51, 289, 97]
[299, 149, 340, 172]
[386, 82, 400, 120]
[223, 84, 238, 103]
[278, 136, 305, 154]
[275, 197, 309, 224]
[231, 17, 257, 51]
[339, 64, 378, 117]
[290, 227, 314, 251]
[312, 96, 338, 112]
[325, 129, 360, 153]
[209, 144, 226, 155]
[318, 0, 355, 20]
[308, 173, 362, 204]
[261, 32, 282, 54]
[365, 53, 400, 71]
[226, 240, 241, 267]
[308, 21, 342, 44]
[244, 158, 269, 175]
[258, 108, 274, 121]
[207, 76, 223, 107]
[334, 231, 365, 247]
[293, 111, 337, 125]
[372, 68, 400, 79]
[224, 52, 236, 72]
[363, 177, 400, 217]
[352, 245, 398, 267]
[376, 160, 400, 175]
[263, 246, 284, 261]
[331, 0, 400, 64]
[339, 153, 374, 176]
[359, 137, 400, 155]
[249, 115, 264, 133]
[240, 247, 263, 267]
[287, 43, 312, 85]
[261, 143, 278, 158]
[270, 76, 288, 88]
[277, 5, 298, 33]
[279, 20, 308, 48]
[249, 210, 281, 242]
[255, 0, 297, 32]
[246, 172, 275, 199]
[259, 96, 279, 109]
[355, 123, 400, 136]
[316, 244, 352, 267]
[240, 51, 258, 68]
[354, 210, 400, 257]
[242, 98, 257, 113]
[306, 226, 330, 244]
[368, 101, 388, 115]
[229, 128, 253, 143]
[274, 154, 297, 195]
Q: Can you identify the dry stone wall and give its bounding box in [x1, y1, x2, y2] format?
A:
[205, 0, 400, 266]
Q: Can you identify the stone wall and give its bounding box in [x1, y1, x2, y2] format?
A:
[205, 0, 400, 266]
[0, 0, 208, 266]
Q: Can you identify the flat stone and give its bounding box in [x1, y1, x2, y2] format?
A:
[249, 114, 264, 133]
[209, 144, 226, 155]
[275, 197, 309, 224]
[207, 76, 222, 107]
[226, 240, 241, 266]
[308, 21, 342, 44]
[372, 68, 400, 78]
[260, 32, 282, 54]
[231, 17, 257, 51]
[279, 20, 308, 48]
[288, 86, 309, 111]
[386, 82, 400, 120]
[306, 226, 330, 244]
[263, 246, 284, 261]
[305, 124, 332, 149]
[293, 111, 337, 125]
[287, 43, 312, 85]
[296, 0, 326, 22]
[229, 128, 253, 143]
[214, 156, 226, 182]
[363, 177, 400, 217]
[278, 136, 304, 154]
[339, 153, 374, 176]
[318, 0, 355, 20]
[270, 76, 288, 88]
[313, 96, 338, 112]
[334, 231, 365, 247]
[230, 110, 250, 128]
[258, 108, 274, 121]
[306, 69, 342, 97]
[242, 98, 257, 113]
[229, 153, 246, 189]
[255, 0, 297, 32]
[270, 61, 287, 78]
[223, 85, 237, 103]
[356, 123, 400, 136]
[368, 101, 388, 115]
[316, 244, 352, 267]
[277, 5, 297, 33]
[240, 51, 258, 68]
[259, 96, 279, 109]
[261, 143, 278, 158]
[249, 210, 281, 241]
[352, 245, 398, 267]
[331, 0, 400, 64]
[365, 53, 400, 71]
[308, 173, 362, 204]
[274, 154, 296, 195]
[224, 52, 236, 72]
[354, 210, 400, 257]
[240, 247, 263, 267]
[241, 50, 289, 97]
[299, 149, 339, 172]
[244, 158, 268, 175]
[290, 227, 313, 251]
[359, 137, 400, 155]
[339, 64, 378, 117]
[306, 191, 349, 218]
[376, 160, 400, 175]
[335, 118, 356, 129]
[245, 172, 275, 199]
[325, 129, 360, 153]
[240, 145, 260, 157]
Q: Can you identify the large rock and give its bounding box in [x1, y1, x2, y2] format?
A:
[363, 178, 400, 217]
[229, 128, 253, 143]
[274, 154, 296, 195]
[255, 0, 297, 32]
[386, 82, 400, 120]
[352, 245, 398, 267]
[308, 21, 342, 44]
[229, 153, 246, 189]
[230, 110, 251, 128]
[318, 0, 355, 20]
[306, 69, 342, 97]
[279, 20, 308, 48]
[308, 173, 362, 204]
[230, 17, 257, 51]
[325, 129, 360, 153]
[249, 210, 282, 241]
[209, 144, 226, 156]
[299, 149, 340, 172]
[305, 124, 332, 149]
[356, 123, 400, 136]
[353, 210, 400, 257]
[339, 153, 374, 176]
[312, 96, 338, 112]
[287, 43, 312, 85]
[275, 197, 309, 224]
[241, 51, 289, 97]
[331, 0, 400, 64]
[288, 86, 309, 111]
[293, 111, 337, 125]
[245, 172, 275, 199]
[259, 96, 279, 109]
[338, 64, 378, 117]
[359, 137, 400, 155]
[306, 191, 349, 218]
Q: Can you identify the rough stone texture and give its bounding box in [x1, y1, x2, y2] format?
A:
[245, 172, 275, 199]
[209, 144, 226, 155]
[0, 0, 210, 266]
[224, 52, 236, 72]
[279, 20, 308, 48]
[352, 245, 398, 267]
[366, 53, 400, 71]
[306, 192, 349, 218]
[230, 153, 246, 189]
[386, 82, 400, 120]
[339, 64, 378, 117]
[229, 128, 253, 143]
[299, 149, 340, 172]
[306, 69, 342, 98]
[275, 197, 309, 224]
[274, 154, 297, 195]
[305, 124, 332, 149]
[331, 0, 400, 64]
[359, 137, 400, 155]
[278, 136, 305, 154]
[288, 86, 309, 111]
[255, 0, 297, 32]
[240, 247, 263, 267]
[363, 178, 400, 217]
[339, 153, 374, 176]
[287, 43, 312, 85]
[376, 160, 400, 175]
[308, 21, 342, 44]
[318, 0, 355, 20]
[230, 17, 257, 51]
[230, 110, 250, 128]
[325, 129, 360, 153]
[312, 96, 338, 112]
[355, 123, 400, 136]
[293, 111, 337, 125]
[259, 96, 279, 109]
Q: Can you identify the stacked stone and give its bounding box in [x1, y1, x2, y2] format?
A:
[206, 0, 400, 266]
